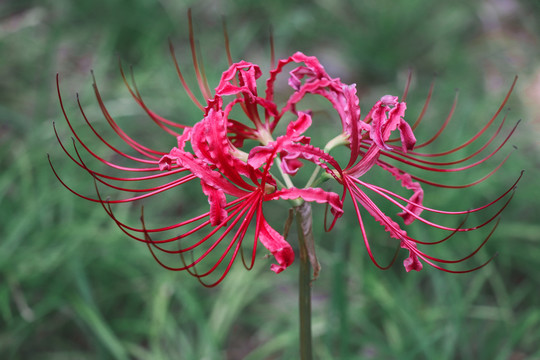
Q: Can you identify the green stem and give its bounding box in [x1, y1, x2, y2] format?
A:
[295, 202, 314, 360]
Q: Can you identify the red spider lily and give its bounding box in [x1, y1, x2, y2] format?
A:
[51, 20, 344, 286]
[258, 53, 521, 272]
[52, 15, 521, 285]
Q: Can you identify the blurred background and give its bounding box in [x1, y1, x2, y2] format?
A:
[1, 0, 539, 359]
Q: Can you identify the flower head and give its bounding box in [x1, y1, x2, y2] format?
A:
[51, 15, 520, 286]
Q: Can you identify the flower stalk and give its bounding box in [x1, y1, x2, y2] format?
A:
[295, 201, 316, 360]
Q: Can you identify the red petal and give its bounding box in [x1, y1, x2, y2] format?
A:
[266, 187, 344, 218]
[398, 118, 417, 152]
[215, 60, 262, 96]
[258, 220, 295, 274]
[401, 241, 423, 272]
[286, 111, 312, 139]
[201, 181, 228, 226]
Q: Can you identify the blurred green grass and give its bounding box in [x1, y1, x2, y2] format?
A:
[1, 0, 540, 359]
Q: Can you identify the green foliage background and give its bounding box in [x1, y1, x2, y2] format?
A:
[1, 0, 539, 359]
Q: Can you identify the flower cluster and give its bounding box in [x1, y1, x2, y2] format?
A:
[52, 23, 520, 286]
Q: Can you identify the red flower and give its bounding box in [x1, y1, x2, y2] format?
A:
[52, 36, 343, 286]
[263, 53, 521, 272]
[52, 20, 520, 285]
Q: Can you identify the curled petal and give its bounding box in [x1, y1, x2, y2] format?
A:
[281, 143, 343, 179]
[339, 84, 366, 166]
[158, 147, 184, 171]
[383, 102, 407, 139]
[266, 187, 344, 218]
[158, 153, 177, 171]
[398, 118, 416, 152]
[201, 181, 228, 226]
[215, 60, 262, 97]
[367, 97, 409, 151]
[248, 143, 279, 169]
[280, 150, 304, 175]
[176, 127, 193, 149]
[286, 111, 312, 140]
[258, 220, 295, 274]
[288, 66, 313, 90]
[158, 129, 193, 171]
[401, 241, 423, 272]
[266, 51, 337, 107]
[368, 99, 389, 149]
[249, 111, 313, 174]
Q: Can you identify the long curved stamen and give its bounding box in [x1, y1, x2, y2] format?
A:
[405, 238, 498, 273]
[184, 196, 260, 277]
[344, 178, 398, 270]
[70, 138, 194, 190]
[54, 122, 159, 176]
[91, 73, 169, 159]
[373, 120, 517, 173]
[411, 78, 435, 131]
[376, 151, 513, 189]
[53, 144, 196, 204]
[413, 90, 457, 148]
[417, 76, 517, 153]
[119, 62, 185, 135]
[381, 117, 517, 168]
[354, 170, 522, 216]
[76, 96, 169, 163]
[57, 75, 166, 170]
[97, 184, 256, 247]
[187, 9, 212, 101]
[169, 39, 205, 111]
[142, 210, 248, 287]
[400, 69, 413, 102]
[353, 177, 515, 232]
[142, 194, 264, 287]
